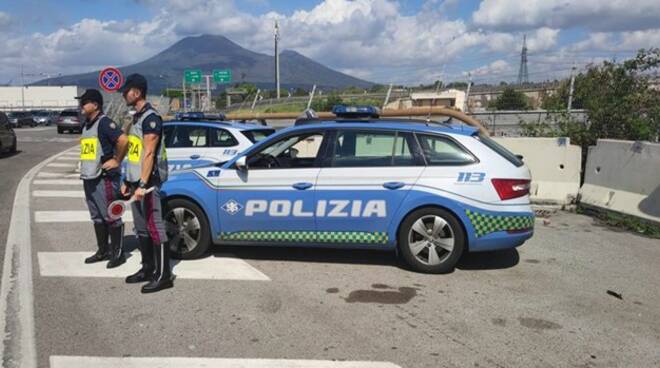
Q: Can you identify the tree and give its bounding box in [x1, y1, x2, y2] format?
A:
[492, 87, 530, 110]
[446, 82, 468, 89]
[540, 48, 660, 146]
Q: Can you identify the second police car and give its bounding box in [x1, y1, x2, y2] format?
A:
[161, 106, 535, 273]
[163, 113, 275, 171]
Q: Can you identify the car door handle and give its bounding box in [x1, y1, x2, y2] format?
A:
[383, 181, 405, 190]
[292, 182, 313, 190]
[190, 155, 200, 159]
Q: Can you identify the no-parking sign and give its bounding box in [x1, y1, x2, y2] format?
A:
[98, 67, 124, 93]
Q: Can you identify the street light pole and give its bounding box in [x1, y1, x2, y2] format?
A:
[274, 20, 281, 100]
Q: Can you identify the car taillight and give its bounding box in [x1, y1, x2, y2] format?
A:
[491, 179, 530, 200]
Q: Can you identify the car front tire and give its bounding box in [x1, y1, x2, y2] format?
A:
[398, 207, 466, 274]
[10, 137, 16, 153]
[165, 198, 211, 260]
[57, 127, 63, 134]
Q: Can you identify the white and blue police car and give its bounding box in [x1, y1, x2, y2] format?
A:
[163, 113, 274, 171]
[161, 106, 534, 273]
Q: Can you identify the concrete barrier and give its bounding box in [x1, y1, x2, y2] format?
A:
[580, 139, 660, 223]
[494, 137, 582, 206]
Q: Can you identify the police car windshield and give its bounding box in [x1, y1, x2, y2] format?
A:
[242, 129, 275, 143]
[258, 135, 300, 157]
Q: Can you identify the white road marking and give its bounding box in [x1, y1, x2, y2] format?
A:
[32, 179, 81, 185]
[36, 172, 79, 178]
[0, 146, 76, 368]
[39, 252, 271, 281]
[35, 210, 132, 223]
[50, 356, 401, 368]
[17, 137, 78, 143]
[45, 163, 74, 168]
[55, 157, 80, 161]
[14, 127, 54, 132]
[33, 190, 84, 198]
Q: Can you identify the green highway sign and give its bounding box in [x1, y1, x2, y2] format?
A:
[184, 69, 202, 84]
[213, 69, 232, 83]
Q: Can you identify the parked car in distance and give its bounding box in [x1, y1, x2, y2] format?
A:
[0, 112, 17, 154]
[32, 110, 58, 126]
[7, 111, 36, 128]
[56, 109, 83, 134]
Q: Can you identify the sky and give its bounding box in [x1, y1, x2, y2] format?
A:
[0, 0, 659, 86]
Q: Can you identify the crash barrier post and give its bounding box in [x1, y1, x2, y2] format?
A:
[494, 137, 582, 206]
[579, 139, 660, 223]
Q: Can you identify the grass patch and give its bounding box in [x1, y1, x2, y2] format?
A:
[578, 205, 660, 239]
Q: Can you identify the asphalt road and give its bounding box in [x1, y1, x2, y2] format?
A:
[0, 126, 78, 276]
[1, 126, 659, 368]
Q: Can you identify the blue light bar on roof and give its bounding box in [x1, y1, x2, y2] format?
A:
[331, 105, 380, 118]
[174, 112, 225, 121]
[175, 112, 204, 120]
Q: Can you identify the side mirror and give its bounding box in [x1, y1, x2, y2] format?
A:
[235, 156, 247, 171]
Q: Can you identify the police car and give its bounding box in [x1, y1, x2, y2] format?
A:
[161, 106, 534, 273]
[163, 114, 274, 171]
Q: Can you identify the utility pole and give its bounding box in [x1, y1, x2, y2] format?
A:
[20, 64, 25, 111]
[182, 78, 187, 112]
[251, 89, 261, 110]
[306, 84, 316, 110]
[274, 20, 281, 99]
[204, 74, 212, 112]
[464, 73, 472, 113]
[517, 34, 529, 85]
[382, 83, 393, 109]
[567, 66, 576, 112]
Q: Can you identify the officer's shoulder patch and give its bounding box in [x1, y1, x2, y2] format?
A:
[109, 122, 117, 129]
[150, 121, 156, 129]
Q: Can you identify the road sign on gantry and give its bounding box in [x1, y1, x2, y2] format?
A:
[184, 69, 202, 84]
[98, 67, 123, 93]
[213, 69, 232, 83]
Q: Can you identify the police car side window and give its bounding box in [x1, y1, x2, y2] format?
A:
[170, 126, 208, 148]
[333, 130, 415, 167]
[416, 134, 476, 165]
[211, 128, 238, 147]
[163, 126, 175, 148]
[248, 132, 324, 169]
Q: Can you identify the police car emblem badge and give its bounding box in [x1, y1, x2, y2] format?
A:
[221, 200, 243, 215]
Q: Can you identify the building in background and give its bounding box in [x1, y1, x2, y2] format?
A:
[384, 89, 467, 111]
[0, 86, 81, 111]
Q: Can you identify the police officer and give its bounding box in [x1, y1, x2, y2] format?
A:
[118, 74, 173, 293]
[77, 89, 128, 268]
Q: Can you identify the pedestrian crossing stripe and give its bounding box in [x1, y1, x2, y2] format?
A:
[219, 231, 389, 244]
[465, 209, 534, 237]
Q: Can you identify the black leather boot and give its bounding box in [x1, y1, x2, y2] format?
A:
[85, 224, 109, 264]
[141, 243, 173, 293]
[125, 236, 154, 283]
[106, 224, 126, 269]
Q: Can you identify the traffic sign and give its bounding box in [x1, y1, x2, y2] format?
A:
[184, 69, 202, 84]
[98, 67, 123, 93]
[213, 69, 232, 83]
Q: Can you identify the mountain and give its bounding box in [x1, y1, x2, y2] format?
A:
[33, 35, 373, 93]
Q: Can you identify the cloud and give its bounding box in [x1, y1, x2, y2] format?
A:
[473, 0, 660, 32]
[567, 28, 660, 53]
[465, 59, 512, 78]
[0, 11, 12, 30]
[1, 0, 656, 86]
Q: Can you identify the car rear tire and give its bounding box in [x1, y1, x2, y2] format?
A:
[10, 137, 16, 153]
[57, 127, 63, 134]
[165, 198, 211, 260]
[398, 207, 466, 274]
